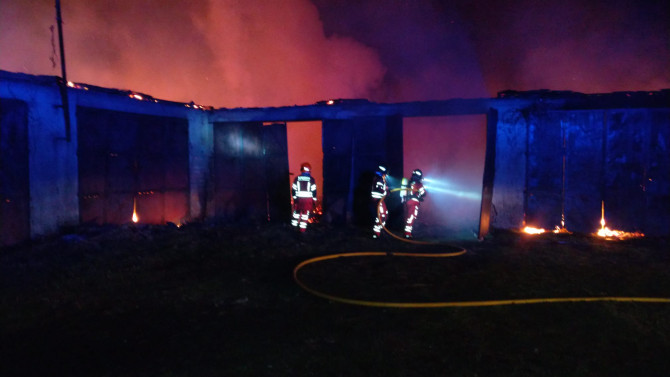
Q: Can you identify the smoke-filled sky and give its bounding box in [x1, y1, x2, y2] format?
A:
[2, 0, 668, 108]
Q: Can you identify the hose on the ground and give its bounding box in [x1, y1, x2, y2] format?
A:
[294, 188, 670, 308]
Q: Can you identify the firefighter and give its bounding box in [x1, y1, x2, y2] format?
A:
[291, 162, 317, 233]
[403, 168, 427, 239]
[370, 164, 389, 239]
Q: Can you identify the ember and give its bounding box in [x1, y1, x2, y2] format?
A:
[66, 81, 88, 90]
[308, 203, 323, 224]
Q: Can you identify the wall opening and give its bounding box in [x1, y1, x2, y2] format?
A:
[77, 107, 190, 226]
[287, 121, 323, 203]
[403, 115, 487, 238]
[0, 99, 30, 246]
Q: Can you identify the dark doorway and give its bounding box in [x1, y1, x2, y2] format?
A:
[0, 99, 30, 246]
[212, 122, 290, 223]
[77, 107, 189, 225]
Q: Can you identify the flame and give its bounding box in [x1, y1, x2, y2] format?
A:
[185, 102, 209, 110]
[523, 226, 546, 234]
[596, 201, 643, 240]
[132, 197, 139, 223]
[66, 81, 89, 90]
[523, 224, 572, 235]
[553, 225, 572, 234]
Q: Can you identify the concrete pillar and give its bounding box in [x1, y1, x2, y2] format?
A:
[188, 111, 214, 220]
[26, 80, 79, 237]
[490, 107, 527, 230]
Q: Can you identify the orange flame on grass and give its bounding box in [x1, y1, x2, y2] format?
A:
[522, 225, 571, 235]
[596, 201, 643, 240]
[523, 226, 546, 234]
[553, 225, 572, 234]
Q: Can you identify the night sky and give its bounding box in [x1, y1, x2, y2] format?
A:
[2, 0, 668, 233]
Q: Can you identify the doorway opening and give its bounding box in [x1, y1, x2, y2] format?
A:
[286, 121, 323, 203]
[403, 115, 487, 238]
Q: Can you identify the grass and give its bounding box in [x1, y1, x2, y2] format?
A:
[1, 222, 669, 376]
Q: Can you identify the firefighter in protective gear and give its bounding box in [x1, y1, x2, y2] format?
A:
[370, 164, 389, 238]
[403, 168, 427, 239]
[291, 162, 317, 233]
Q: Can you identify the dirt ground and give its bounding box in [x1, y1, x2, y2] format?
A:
[1, 221, 670, 376]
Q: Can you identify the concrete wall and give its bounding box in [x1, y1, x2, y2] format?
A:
[0, 99, 30, 245]
[2, 70, 669, 245]
[187, 111, 214, 220]
[1, 74, 79, 241]
[489, 100, 670, 236]
[1, 72, 212, 244]
[489, 107, 527, 230]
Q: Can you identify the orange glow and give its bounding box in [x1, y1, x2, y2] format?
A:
[523, 225, 571, 235]
[308, 203, 323, 224]
[596, 201, 643, 240]
[66, 81, 88, 90]
[553, 226, 572, 234]
[523, 226, 546, 234]
[287, 121, 323, 202]
[132, 197, 139, 223]
[185, 102, 210, 110]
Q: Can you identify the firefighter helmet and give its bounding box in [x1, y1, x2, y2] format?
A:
[412, 168, 423, 181]
[376, 164, 388, 176]
[300, 162, 312, 172]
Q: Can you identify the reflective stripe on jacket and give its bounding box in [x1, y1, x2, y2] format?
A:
[292, 174, 317, 200]
[371, 175, 387, 199]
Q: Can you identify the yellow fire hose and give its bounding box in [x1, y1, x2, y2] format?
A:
[293, 188, 670, 308]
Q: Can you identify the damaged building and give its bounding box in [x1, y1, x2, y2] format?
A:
[1, 69, 669, 246]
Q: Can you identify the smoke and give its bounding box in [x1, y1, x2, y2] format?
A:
[0, 0, 386, 108]
[451, 0, 670, 94]
[403, 116, 486, 235]
[2, 0, 667, 105]
[312, 0, 490, 101]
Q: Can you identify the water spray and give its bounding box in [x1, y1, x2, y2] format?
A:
[422, 177, 481, 200]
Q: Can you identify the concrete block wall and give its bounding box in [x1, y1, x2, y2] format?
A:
[2, 70, 669, 245]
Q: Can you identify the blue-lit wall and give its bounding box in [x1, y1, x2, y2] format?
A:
[491, 106, 670, 236]
[1, 71, 291, 246]
[0, 99, 30, 246]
